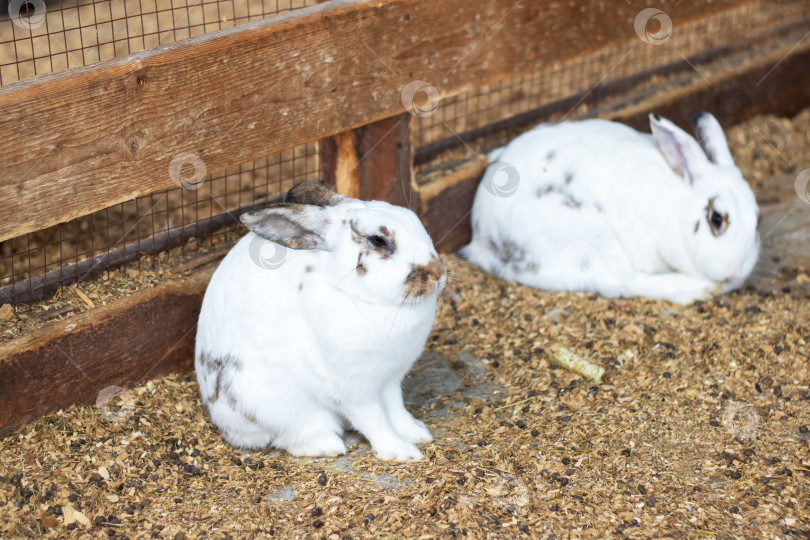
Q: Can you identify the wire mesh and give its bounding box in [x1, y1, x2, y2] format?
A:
[412, 0, 810, 152]
[0, 143, 321, 304]
[0, 0, 318, 86]
[0, 0, 321, 304]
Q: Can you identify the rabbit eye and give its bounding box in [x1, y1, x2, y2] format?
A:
[707, 210, 729, 236]
[367, 235, 389, 249]
[705, 197, 729, 237]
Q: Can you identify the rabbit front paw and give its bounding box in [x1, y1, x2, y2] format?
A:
[287, 431, 347, 457]
[391, 416, 432, 444]
[373, 440, 424, 462]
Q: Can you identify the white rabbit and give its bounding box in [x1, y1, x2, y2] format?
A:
[195, 182, 446, 461]
[461, 112, 760, 304]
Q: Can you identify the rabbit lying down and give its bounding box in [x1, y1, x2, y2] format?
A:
[462, 112, 761, 304]
[195, 182, 446, 461]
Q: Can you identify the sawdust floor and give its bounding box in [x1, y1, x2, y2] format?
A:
[2, 109, 810, 538]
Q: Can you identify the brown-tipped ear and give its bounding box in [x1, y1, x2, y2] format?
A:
[284, 181, 346, 207]
[240, 204, 331, 250]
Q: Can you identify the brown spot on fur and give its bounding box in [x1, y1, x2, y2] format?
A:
[198, 352, 243, 405]
[564, 172, 574, 184]
[404, 254, 445, 299]
[487, 238, 525, 266]
[546, 150, 556, 161]
[198, 351, 242, 373]
[357, 253, 367, 275]
[534, 185, 581, 208]
[211, 370, 225, 403]
[284, 181, 344, 207]
[224, 388, 261, 425]
[349, 220, 363, 244]
[298, 282, 303, 291]
[305, 265, 314, 273]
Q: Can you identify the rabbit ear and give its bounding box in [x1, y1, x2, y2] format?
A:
[691, 112, 735, 166]
[240, 204, 332, 250]
[284, 181, 347, 207]
[649, 113, 708, 184]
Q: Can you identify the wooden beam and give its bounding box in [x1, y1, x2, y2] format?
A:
[322, 131, 361, 198]
[321, 113, 417, 210]
[0, 254, 221, 437]
[0, 0, 770, 242]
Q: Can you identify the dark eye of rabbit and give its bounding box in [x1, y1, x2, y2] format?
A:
[367, 235, 388, 249]
[707, 210, 729, 236]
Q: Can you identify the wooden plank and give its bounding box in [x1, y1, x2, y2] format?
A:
[321, 113, 417, 209]
[419, 37, 810, 254]
[0, 258, 219, 437]
[0, 0, 762, 242]
[421, 159, 487, 254]
[321, 131, 361, 198]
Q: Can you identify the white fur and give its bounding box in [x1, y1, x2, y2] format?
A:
[462, 113, 760, 304]
[195, 185, 445, 461]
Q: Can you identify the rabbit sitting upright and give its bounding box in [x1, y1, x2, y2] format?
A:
[461, 112, 760, 304]
[195, 182, 446, 461]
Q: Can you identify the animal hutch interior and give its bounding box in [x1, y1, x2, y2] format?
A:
[1, 0, 809, 536]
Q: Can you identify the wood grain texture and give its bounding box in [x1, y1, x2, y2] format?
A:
[321, 113, 417, 208]
[0, 266, 214, 436]
[0, 0, 756, 242]
[355, 114, 417, 210]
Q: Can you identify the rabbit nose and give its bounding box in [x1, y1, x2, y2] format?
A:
[404, 254, 446, 299]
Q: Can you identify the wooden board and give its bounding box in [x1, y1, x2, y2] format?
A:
[0, 0, 761, 242]
[0, 262, 216, 436]
[322, 114, 417, 209]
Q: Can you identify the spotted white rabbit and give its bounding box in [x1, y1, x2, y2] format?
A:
[461, 113, 760, 304]
[195, 182, 446, 461]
